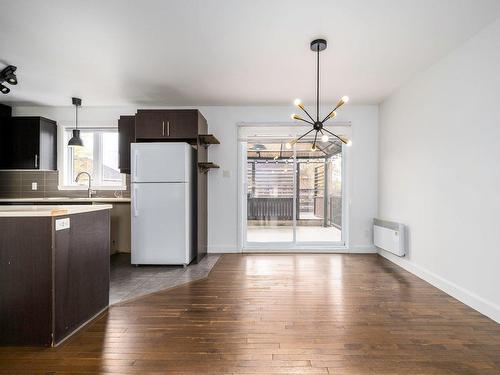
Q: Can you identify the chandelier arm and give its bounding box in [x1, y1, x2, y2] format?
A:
[322, 105, 341, 123]
[295, 128, 315, 142]
[322, 128, 348, 144]
[299, 106, 316, 123]
[312, 130, 318, 150]
[295, 117, 314, 125]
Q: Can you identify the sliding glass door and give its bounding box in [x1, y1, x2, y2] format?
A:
[246, 143, 294, 243]
[243, 137, 345, 249]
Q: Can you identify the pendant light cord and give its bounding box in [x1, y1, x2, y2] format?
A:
[75, 103, 78, 130]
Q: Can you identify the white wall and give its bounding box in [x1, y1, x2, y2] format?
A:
[201, 106, 378, 253]
[13, 104, 378, 254]
[378, 18, 500, 322]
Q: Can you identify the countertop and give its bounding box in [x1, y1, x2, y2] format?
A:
[0, 204, 113, 217]
[0, 197, 131, 203]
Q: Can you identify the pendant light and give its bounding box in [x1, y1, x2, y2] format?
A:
[287, 39, 352, 151]
[68, 97, 83, 147]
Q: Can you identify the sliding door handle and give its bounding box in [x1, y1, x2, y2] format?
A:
[162, 121, 165, 136]
[167, 121, 170, 136]
[34, 154, 38, 169]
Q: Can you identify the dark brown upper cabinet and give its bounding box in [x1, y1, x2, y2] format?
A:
[0, 103, 12, 118]
[0, 116, 57, 170]
[118, 115, 136, 174]
[135, 109, 206, 141]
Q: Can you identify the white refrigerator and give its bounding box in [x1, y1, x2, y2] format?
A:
[131, 142, 196, 265]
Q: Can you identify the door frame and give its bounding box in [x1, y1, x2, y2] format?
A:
[237, 123, 351, 253]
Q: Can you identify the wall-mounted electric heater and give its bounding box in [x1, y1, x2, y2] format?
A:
[373, 218, 405, 256]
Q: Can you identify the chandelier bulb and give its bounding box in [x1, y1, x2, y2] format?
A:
[341, 137, 352, 147]
[285, 142, 292, 150]
[294, 98, 304, 109]
[329, 111, 337, 119]
[336, 95, 350, 109]
[321, 134, 329, 142]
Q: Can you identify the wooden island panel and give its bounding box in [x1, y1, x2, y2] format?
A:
[0, 217, 53, 346]
[54, 210, 110, 343]
[0, 207, 110, 347]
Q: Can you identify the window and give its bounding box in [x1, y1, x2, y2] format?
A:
[61, 128, 126, 190]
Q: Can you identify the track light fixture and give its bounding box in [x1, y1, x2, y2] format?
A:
[0, 84, 10, 94]
[0, 65, 18, 94]
[287, 39, 352, 150]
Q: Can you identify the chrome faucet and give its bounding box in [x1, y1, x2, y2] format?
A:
[75, 172, 94, 198]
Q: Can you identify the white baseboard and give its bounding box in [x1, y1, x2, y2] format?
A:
[208, 245, 377, 254]
[349, 245, 377, 253]
[208, 245, 240, 254]
[378, 249, 500, 324]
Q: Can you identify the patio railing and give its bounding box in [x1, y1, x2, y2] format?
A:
[248, 196, 342, 227]
[247, 197, 293, 220]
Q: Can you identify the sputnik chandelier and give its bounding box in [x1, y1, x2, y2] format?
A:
[286, 39, 352, 151]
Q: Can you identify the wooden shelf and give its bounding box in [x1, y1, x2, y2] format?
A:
[198, 134, 220, 148]
[198, 162, 220, 173]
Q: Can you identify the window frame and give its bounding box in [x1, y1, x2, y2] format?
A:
[58, 125, 126, 191]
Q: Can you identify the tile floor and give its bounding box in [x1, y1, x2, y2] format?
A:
[109, 253, 221, 305]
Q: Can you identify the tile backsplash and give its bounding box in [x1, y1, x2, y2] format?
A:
[0, 170, 130, 199]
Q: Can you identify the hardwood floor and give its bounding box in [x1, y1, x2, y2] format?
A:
[1, 254, 500, 374]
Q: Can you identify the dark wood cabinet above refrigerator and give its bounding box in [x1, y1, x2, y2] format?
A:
[134, 109, 205, 140]
[0, 116, 57, 170]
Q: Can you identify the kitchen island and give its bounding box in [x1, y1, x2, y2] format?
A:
[0, 205, 112, 346]
[0, 198, 131, 254]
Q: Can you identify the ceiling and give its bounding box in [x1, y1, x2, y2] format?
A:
[1, 0, 500, 106]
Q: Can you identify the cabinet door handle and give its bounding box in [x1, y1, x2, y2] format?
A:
[167, 121, 170, 136]
[162, 121, 165, 136]
[34, 154, 38, 169]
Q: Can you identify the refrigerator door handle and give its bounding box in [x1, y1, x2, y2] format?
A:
[133, 186, 139, 217]
[134, 151, 139, 180]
